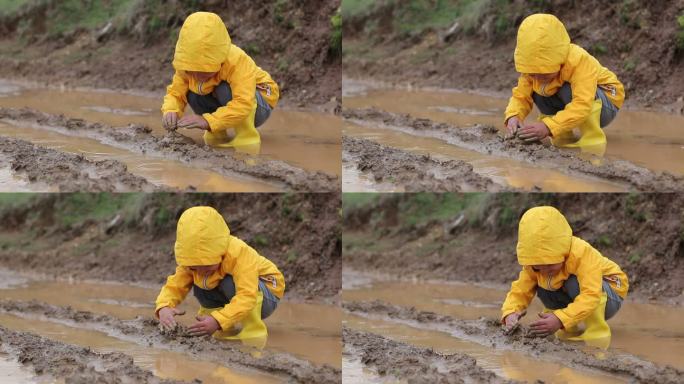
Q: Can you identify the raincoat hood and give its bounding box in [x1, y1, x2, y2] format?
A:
[174, 206, 230, 266]
[516, 206, 572, 265]
[173, 12, 232, 72]
[514, 14, 570, 74]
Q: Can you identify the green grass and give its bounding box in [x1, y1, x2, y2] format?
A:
[676, 12, 684, 52]
[56, 193, 145, 227]
[0, 193, 37, 208]
[330, 7, 342, 57]
[342, 193, 379, 212]
[341, 0, 377, 19]
[46, 0, 133, 36]
[0, 0, 32, 16]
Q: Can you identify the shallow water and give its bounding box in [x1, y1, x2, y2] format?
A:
[343, 78, 684, 176]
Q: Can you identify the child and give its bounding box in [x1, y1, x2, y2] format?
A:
[155, 206, 285, 342]
[503, 14, 625, 151]
[501, 206, 628, 342]
[161, 12, 279, 148]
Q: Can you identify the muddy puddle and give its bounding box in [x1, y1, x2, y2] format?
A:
[344, 122, 627, 192]
[0, 270, 341, 369]
[0, 120, 278, 192]
[343, 78, 684, 176]
[0, 79, 340, 177]
[342, 270, 684, 371]
[0, 352, 59, 384]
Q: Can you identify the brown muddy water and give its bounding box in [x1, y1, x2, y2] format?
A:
[342, 269, 684, 383]
[343, 78, 684, 177]
[0, 79, 341, 176]
[344, 122, 627, 192]
[0, 270, 341, 372]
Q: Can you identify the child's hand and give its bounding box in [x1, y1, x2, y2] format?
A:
[162, 112, 178, 131]
[177, 115, 210, 131]
[188, 315, 221, 337]
[529, 312, 562, 337]
[158, 307, 186, 330]
[518, 122, 551, 142]
[505, 116, 522, 138]
[502, 310, 526, 334]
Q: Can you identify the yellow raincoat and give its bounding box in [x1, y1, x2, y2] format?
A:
[161, 12, 279, 133]
[501, 207, 628, 329]
[503, 14, 624, 138]
[154, 206, 285, 331]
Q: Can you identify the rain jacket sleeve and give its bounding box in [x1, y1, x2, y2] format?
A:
[504, 75, 534, 123]
[500, 267, 537, 322]
[209, 241, 260, 330]
[553, 245, 603, 329]
[161, 71, 190, 117]
[541, 56, 598, 137]
[154, 266, 194, 316]
[202, 54, 257, 133]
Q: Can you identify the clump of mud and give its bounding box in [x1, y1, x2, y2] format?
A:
[343, 135, 508, 192]
[158, 323, 193, 339]
[344, 300, 684, 384]
[343, 108, 684, 192]
[343, 327, 516, 383]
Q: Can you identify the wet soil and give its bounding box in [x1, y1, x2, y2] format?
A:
[344, 300, 684, 384]
[0, 300, 340, 384]
[343, 135, 506, 192]
[343, 108, 684, 192]
[0, 134, 161, 192]
[0, 107, 338, 191]
[0, 326, 188, 384]
[343, 327, 514, 384]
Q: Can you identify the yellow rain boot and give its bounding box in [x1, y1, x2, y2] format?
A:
[203, 101, 261, 149]
[559, 99, 606, 155]
[567, 292, 611, 342]
[212, 291, 268, 350]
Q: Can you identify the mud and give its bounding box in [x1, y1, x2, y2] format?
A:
[0, 135, 162, 192]
[0, 326, 186, 384]
[344, 300, 684, 384]
[0, 300, 340, 384]
[0, 107, 338, 191]
[343, 135, 506, 192]
[343, 108, 684, 192]
[343, 327, 513, 384]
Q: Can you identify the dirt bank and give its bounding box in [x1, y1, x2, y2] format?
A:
[0, 135, 163, 192]
[343, 326, 514, 384]
[0, 0, 341, 110]
[0, 107, 338, 192]
[0, 300, 340, 384]
[344, 108, 684, 192]
[343, 135, 507, 192]
[343, 1, 684, 109]
[343, 193, 684, 300]
[0, 193, 341, 300]
[344, 300, 684, 384]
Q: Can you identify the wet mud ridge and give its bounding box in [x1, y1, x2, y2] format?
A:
[344, 300, 684, 384]
[0, 326, 187, 384]
[343, 327, 515, 383]
[0, 300, 340, 384]
[0, 107, 339, 192]
[343, 108, 684, 192]
[0, 136, 163, 192]
[343, 135, 508, 192]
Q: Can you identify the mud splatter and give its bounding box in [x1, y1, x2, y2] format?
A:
[343, 135, 508, 192]
[343, 108, 684, 192]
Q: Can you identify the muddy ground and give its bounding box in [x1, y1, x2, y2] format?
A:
[343, 1, 684, 109]
[0, 135, 162, 192]
[0, 325, 187, 384]
[344, 300, 684, 384]
[343, 326, 514, 384]
[0, 107, 338, 192]
[343, 108, 684, 192]
[0, 0, 341, 110]
[343, 135, 506, 192]
[0, 300, 340, 384]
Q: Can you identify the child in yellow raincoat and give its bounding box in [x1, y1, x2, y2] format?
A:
[501, 206, 628, 342]
[155, 206, 285, 340]
[504, 14, 625, 151]
[161, 12, 279, 148]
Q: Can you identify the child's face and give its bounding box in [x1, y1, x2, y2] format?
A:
[188, 263, 220, 274]
[531, 262, 563, 276]
[528, 72, 559, 83]
[187, 71, 218, 82]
